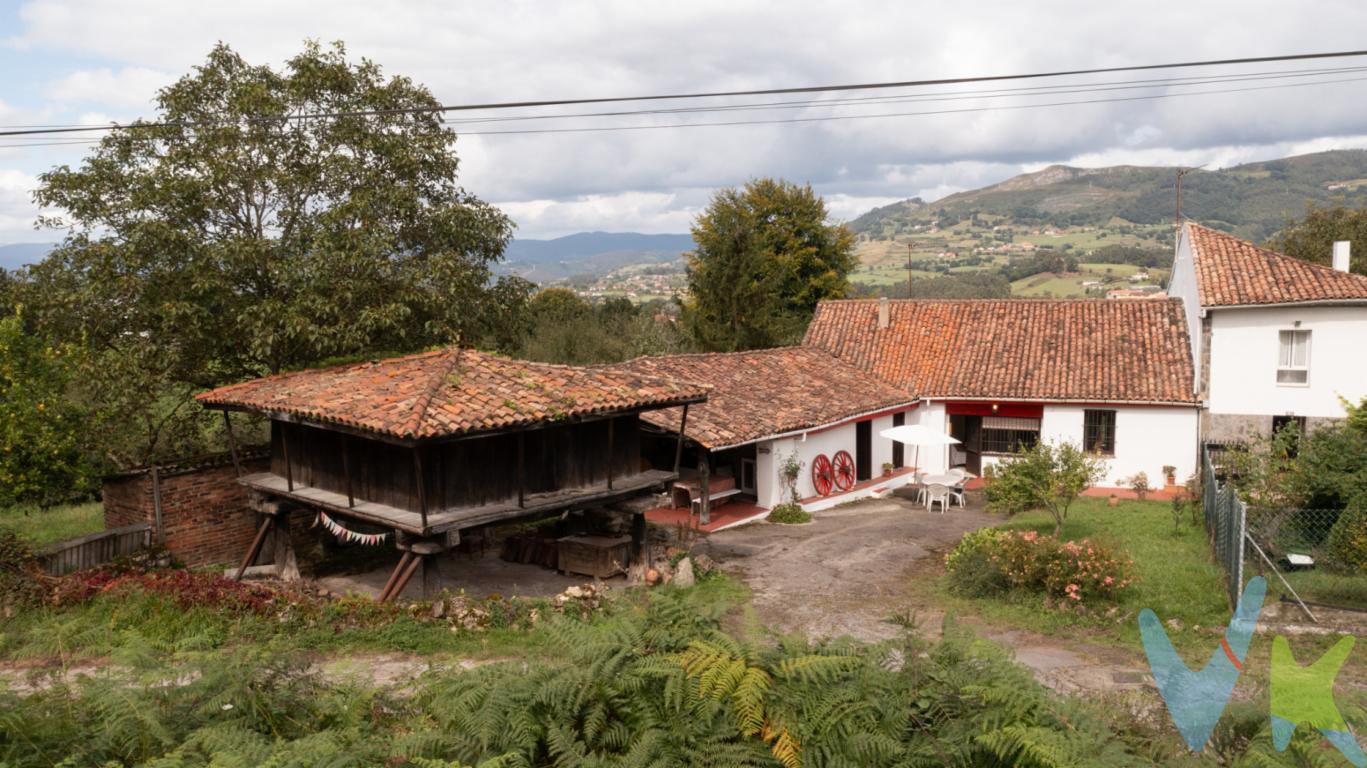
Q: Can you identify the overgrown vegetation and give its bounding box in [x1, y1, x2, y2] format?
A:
[2, 571, 1185, 768]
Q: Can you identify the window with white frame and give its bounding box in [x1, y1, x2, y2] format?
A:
[1277, 330, 1311, 385]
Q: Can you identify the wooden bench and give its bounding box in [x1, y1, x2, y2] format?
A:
[691, 487, 742, 515]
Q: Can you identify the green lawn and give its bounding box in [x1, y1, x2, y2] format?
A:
[919, 498, 1231, 653]
[0, 502, 104, 548]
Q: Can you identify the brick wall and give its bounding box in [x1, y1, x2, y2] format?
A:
[102, 455, 269, 568]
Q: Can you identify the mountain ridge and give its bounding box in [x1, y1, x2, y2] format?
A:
[849, 149, 1367, 242]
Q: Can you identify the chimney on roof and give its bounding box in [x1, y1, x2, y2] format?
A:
[878, 296, 890, 329]
[1333, 241, 1351, 273]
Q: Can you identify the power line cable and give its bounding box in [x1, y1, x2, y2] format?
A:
[2, 49, 1367, 138]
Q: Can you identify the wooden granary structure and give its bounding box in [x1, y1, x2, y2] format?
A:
[196, 347, 705, 599]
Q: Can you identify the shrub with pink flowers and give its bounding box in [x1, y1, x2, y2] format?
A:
[946, 528, 1134, 606]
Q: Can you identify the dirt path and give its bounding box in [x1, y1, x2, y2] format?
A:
[699, 494, 1158, 701]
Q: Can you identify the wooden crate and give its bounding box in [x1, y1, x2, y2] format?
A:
[557, 534, 631, 578]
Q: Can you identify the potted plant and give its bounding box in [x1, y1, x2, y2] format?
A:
[1127, 471, 1150, 501]
[1162, 465, 1177, 486]
[881, 462, 895, 477]
[981, 464, 995, 487]
[1108, 492, 1120, 507]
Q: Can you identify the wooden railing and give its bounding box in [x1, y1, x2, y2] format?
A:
[37, 524, 152, 576]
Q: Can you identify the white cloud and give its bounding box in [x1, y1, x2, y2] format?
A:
[5, 0, 1367, 237]
[48, 67, 174, 110]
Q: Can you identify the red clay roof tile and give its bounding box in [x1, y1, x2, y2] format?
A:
[609, 347, 917, 449]
[803, 298, 1197, 404]
[196, 347, 708, 440]
[1186, 222, 1367, 307]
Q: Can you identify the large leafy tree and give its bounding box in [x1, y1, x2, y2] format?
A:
[0, 313, 95, 509]
[1265, 203, 1367, 277]
[681, 178, 855, 351]
[20, 41, 517, 463]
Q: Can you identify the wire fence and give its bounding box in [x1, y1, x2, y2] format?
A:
[1202, 445, 1246, 610]
[1201, 446, 1363, 618]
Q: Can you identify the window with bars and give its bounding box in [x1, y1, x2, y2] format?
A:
[980, 416, 1040, 454]
[1277, 330, 1310, 385]
[1084, 409, 1117, 456]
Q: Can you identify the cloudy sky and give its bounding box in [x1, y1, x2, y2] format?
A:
[3, 0, 1367, 243]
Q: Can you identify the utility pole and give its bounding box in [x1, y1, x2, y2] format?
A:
[1174, 165, 1206, 228]
[905, 242, 913, 298]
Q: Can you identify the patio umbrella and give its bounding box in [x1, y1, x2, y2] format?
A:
[879, 424, 960, 479]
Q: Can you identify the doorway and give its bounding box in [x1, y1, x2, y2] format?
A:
[855, 420, 872, 481]
[948, 415, 982, 475]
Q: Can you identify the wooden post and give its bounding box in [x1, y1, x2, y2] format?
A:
[517, 432, 526, 508]
[606, 417, 614, 490]
[383, 552, 425, 603]
[631, 512, 646, 569]
[282, 427, 294, 492]
[698, 452, 711, 526]
[379, 551, 413, 602]
[673, 404, 690, 475]
[234, 515, 274, 581]
[150, 465, 165, 546]
[272, 511, 300, 582]
[412, 447, 428, 532]
[342, 441, 354, 508]
[222, 411, 242, 478]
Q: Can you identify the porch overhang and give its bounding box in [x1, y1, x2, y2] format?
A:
[238, 468, 678, 536]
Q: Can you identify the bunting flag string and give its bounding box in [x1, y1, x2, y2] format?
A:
[317, 511, 390, 546]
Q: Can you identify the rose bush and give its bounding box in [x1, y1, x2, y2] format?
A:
[946, 528, 1134, 606]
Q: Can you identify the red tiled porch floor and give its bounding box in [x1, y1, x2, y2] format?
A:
[645, 500, 770, 533]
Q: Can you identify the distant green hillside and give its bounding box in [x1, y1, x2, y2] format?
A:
[850, 149, 1367, 243]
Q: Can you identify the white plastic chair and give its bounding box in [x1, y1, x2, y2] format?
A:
[947, 468, 967, 508]
[924, 483, 951, 514]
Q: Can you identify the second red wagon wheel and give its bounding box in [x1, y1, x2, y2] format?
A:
[812, 454, 834, 496]
[832, 450, 855, 491]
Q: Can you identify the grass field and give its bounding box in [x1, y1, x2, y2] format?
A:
[922, 499, 1230, 649]
[0, 502, 104, 548]
[916, 498, 1367, 689]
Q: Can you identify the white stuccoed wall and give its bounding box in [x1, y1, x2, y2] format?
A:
[756, 407, 918, 510]
[912, 401, 951, 474]
[1207, 305, 1367, 418]
[1167, 230, 1203, 393]
[1039, 405, 1199, 487]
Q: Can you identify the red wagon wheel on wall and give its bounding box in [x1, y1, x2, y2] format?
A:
[811, 454, 834, 497]
[832, 450, 855, 492]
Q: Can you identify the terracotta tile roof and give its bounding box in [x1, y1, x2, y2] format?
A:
[196, 348, 708, 441]
[1186, 222, 1367, 307]
[608, 347, 918, 449]
[803, 299, 1198, 404]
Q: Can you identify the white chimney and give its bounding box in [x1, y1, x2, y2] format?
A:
[878, 296, 890, 329]
[1333, 241, 1351, 273]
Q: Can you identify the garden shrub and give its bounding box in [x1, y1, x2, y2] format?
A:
[0, 529, 44, 608]
[947, 528, 1134, 606]
[767, 503, 811, 524]
[1325, 492, 1367, 574]
[945, 528, 1010, 597]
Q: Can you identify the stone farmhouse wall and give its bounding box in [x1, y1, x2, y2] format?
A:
[103, 452, 268, 568]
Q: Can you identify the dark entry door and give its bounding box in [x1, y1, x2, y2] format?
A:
[891, 412, 905, 468]
[855, 420, 872, 481]
[962, 416, 982, 475]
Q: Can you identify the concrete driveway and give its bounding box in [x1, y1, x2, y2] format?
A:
[699, 493, 1001, 641]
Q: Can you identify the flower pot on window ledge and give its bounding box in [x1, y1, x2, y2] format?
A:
[881, 463, 894, 477]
